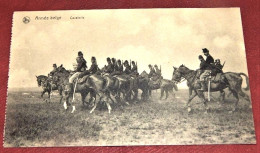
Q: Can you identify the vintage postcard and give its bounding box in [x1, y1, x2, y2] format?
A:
[4, 8, 256, 147]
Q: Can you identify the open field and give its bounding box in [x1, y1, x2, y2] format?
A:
[4, 89, 256, 147]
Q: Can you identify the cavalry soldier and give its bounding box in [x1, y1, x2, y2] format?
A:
[123, 60, 131, 75]
[111, 58, 117, 72]
[199, 48, 214, 91]
[211, 59, 223, 76]
[148, 64, 156, 78]
[131, 61, 138, 76]
[79, 56, 99, 78]
[50, 64, 57, 76]
[117, 60, 123, 74]
[68, 51, 87, 89]
[154, 65, 162, 79]
[104, 57, 113, 74]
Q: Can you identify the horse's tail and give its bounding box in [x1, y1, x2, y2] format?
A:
[238, 73, 250, 91]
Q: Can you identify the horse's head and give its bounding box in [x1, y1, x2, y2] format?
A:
[172, 64, 190, 82]
[36, 76, 41, 87]
[36, 75, 47, 87]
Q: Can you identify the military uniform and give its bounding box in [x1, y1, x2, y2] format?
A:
[148, 66, 156, 78]
[200, 54, 214, 81]
[69, 52, 87, 83]
[124, 65, 131, 75]
[105, 63, 113, 74]
[199, 48, 214, 91]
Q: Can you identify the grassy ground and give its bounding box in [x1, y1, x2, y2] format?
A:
[4, 89, 256, 147]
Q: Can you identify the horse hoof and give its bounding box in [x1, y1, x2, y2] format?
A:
[187, 107, 191, 112]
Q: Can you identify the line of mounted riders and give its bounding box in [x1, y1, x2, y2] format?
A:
[36, 51, 178, 113]
[36, 48, 250, 113]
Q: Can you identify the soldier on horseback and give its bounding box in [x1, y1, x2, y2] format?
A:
[104, 57, 113, 74]
[211, 59, 223, 75]
[148, 64, 156, 78]
[131, 61, 138, 76]
[123, 60, 131, 75]
[68, 51, 87, 90]
[50, 64, 57, 76]
[111, 58, 117, 72]
[117, 60, 123, 74]
[79, 56, 99, 78]
[154, 65, 162, 79]
[199, 48, 214, 91]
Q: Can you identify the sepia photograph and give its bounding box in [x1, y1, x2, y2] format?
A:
[4, 8, 256, 147]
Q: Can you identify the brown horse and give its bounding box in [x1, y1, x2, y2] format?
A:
[172, 65, 250, 112]
[53, 66, 97, 113]
[36, 75, 52, 100]
[140, 71, 178, 100]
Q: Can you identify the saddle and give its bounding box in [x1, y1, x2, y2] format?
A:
[77, 75, 90, 84]
[208, 73, 224, 83]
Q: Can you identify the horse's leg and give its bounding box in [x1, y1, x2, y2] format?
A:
[47, 90, 51, 103]
[104, 94, 112, 114]
[169, 88, 175, 99]
[59, 88, 63, 104]
[186, 89, 197, 107]
[165, 89, 169, 100]
[90, 92, 102, 114]
[219, 89, 225, 104]
[230, 90, 239, 112]
[81, 92, 87, 106]
[160, 88, 164, 100]
[41, 90, 46, 98]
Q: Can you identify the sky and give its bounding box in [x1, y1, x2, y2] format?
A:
[8, 8, 248, 89]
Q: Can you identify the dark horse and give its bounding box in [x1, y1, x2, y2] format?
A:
[140, 71, 178, 100]
[52, 66, 99, 113]
[172, 65, 250, 112]
[36, 75, 52, 100]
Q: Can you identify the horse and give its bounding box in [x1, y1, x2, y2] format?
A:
[172, 65, 250, 113]
[53, 66, 98, 113]
[36, 75, 52, 100]
[140, 71, 178, 100]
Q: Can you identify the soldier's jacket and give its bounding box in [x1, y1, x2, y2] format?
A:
[124, 65, 131, 75]
[131, 65, 137, 73]
[89, 63, 99, 74]
[199, 60, 207, 70]
[114, 64, 119, 72]
[155, 68, 161, 76]
[211, 64, 223, 76]
[76, 56, 87, 72]
[104, 63, 113, 73]
[50, 67, 57, 76]
[205, 55, 214, 70]
[148, 68, 156, 78]
[118, 64, 123, 73]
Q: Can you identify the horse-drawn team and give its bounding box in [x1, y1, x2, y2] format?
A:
[36, 48, 250, 113]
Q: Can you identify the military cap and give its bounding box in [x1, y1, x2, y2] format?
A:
[148, 64, 152, 67]
[124, 60, 129, 64]
[91, 56, 96, 61]
[78, 51, 83, 56]
[53, 64, 57, 67]
[202, 48, 209, 53]
[107, 57, 111, 61]
[154, 64, 158, 67]
[112, 58, 116, 62]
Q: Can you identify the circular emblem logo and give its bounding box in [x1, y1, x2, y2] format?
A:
[23, 16, 30, 24]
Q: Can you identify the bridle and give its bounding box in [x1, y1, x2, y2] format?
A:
[173, 69, 196, 84]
